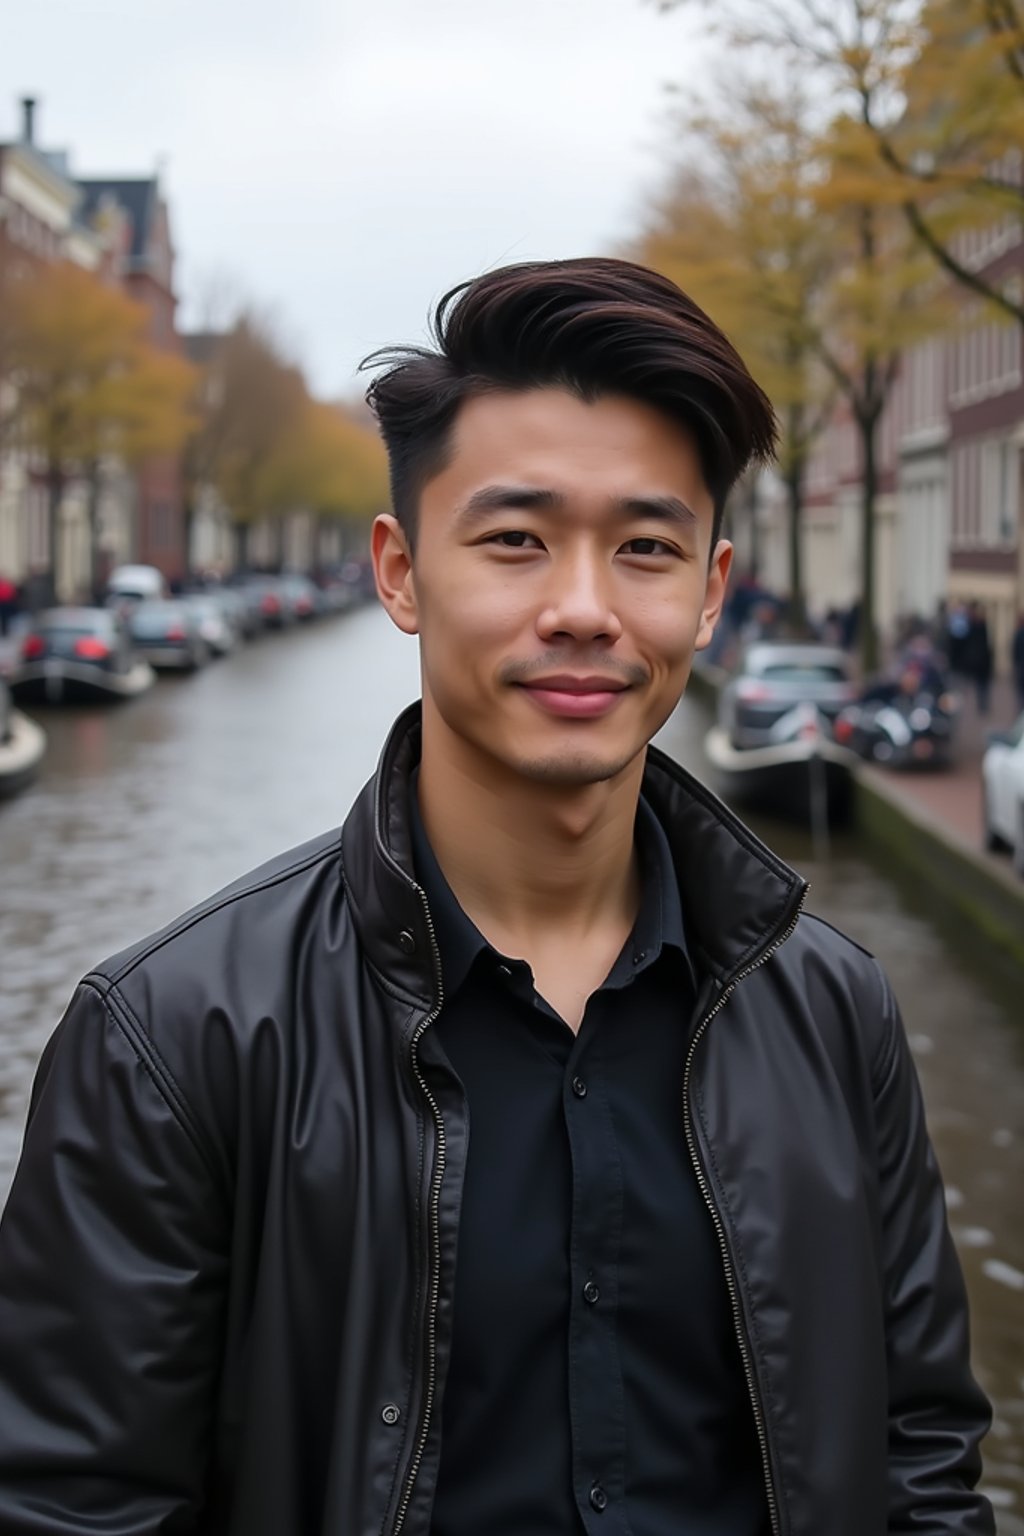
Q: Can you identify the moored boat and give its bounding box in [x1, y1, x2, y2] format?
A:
[705, 710, 854, 826]
[12, 657, 155, 705]
[10, 607, 156, 705]
[0, 683, 46, 798]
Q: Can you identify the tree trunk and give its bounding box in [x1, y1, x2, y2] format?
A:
[784, 458, 807, 634]
[183, 493, 197, 581]
[87, 461, 103, 603]
[45, 460, 64, 608]
[744, 476, 761, 579]
[858, 405, 881, 677]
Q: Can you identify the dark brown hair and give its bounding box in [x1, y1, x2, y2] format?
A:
[363, 257, 777, 546]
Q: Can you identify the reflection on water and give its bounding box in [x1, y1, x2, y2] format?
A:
[2, 609, 1022, 1526]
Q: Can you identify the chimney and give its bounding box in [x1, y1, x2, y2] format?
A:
[21, 97, 37, 146]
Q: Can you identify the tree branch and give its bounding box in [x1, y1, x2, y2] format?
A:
[903, 198, 1024, 323]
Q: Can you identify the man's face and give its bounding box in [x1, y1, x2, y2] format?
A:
[373, 387, 731, 788]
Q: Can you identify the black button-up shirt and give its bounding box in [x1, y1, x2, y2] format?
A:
[411, 785, 768, 1536]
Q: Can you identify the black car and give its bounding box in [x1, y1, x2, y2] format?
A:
[12, 607, 154, 704]
[129, 600, 211, 671]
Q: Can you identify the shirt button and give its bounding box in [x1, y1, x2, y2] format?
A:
[398, 930, 416, 955]
[632, 949, 647, 965]
[583, 1280, 600, 1304]
[589, 1483, 608, 1512]
[571, 1076, 588, 1099]
[381, 1403, 401, 1426]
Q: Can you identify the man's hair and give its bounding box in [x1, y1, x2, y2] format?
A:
[363, 257, 777, 547]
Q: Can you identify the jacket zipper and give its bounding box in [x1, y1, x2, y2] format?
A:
[682, 890, 807, 1536]
[391, 886, 445, 1536]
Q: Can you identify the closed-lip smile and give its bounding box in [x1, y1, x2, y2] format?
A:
[520, 675, 629, 694]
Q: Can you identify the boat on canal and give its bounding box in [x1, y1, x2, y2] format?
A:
[0, 678, 46, 798]
[705, 703, 854, 825]
[10, 607, 156, 705]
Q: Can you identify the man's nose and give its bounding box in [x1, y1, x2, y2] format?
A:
[535, 549, 623, 645]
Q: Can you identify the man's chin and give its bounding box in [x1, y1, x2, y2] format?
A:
[504, 746, 643, 788]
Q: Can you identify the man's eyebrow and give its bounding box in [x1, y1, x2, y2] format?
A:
[616, 494, 698, 529]
[455, 485, 565, 523]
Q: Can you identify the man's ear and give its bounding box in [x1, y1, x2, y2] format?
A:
[694, 539, 733, 652]
[371, 514, 419, 636]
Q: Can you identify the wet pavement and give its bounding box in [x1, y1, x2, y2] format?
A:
[1, 603, 1022, 1526]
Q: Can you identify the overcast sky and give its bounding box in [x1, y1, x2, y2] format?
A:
[2, 0, 713, 399]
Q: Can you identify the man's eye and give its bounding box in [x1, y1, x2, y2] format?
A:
[622, 537, 673, 557]
[491, 531, 539, 548]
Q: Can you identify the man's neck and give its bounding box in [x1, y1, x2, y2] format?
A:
[416, 716, 645, 968]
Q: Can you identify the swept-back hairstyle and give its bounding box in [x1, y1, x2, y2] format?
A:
[363, 257, 777, 546]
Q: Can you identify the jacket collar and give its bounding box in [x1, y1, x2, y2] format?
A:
[340, 702, 808, 1012]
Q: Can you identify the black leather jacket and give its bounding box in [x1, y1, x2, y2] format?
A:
[0, 704, 994, 1535]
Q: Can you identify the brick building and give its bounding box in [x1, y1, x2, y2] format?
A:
[0, 98, 188, 598]
[78, 177, 187, 584]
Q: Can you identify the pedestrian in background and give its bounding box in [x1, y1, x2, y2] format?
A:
[0, 258, 995, 1536]
[1012, 611, 1024, 714]
[0, 574, 18, 637]
[946, 599, 970, 677]
[962, 600, 993, 715]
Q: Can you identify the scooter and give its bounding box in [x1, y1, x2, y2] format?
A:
[833, 686, 959, 767]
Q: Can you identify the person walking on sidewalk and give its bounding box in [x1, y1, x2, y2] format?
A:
[0, 258, 994, 1536]
[962, 600, 994, 715]
[1013, 611, 1024, 714]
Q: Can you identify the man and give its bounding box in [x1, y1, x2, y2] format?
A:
[0, 259, 993, 1534]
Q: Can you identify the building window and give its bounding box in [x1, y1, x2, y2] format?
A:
[980, 439, 1019, 548]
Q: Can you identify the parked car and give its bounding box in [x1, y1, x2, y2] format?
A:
[12, 607, 154, 704]
[184, 594, 237, 657]
[208, 586, 254, 640]
[280, 573, 321, 622]
[129, 600, 210, 671]
[981, 712, 1024, 877]
[718, 642, 856, 750]
[237, 575, 292, 630]
[106, 563, 168, 608]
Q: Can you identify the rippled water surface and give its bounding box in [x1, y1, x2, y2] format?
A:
[1, 604, 1021, 1526]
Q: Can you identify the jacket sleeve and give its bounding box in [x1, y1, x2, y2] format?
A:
[870, 964, 996, 1535]
[0, 981, 228, 1534]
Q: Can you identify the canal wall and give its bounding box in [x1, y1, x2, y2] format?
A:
[684, 664, 1024, 971]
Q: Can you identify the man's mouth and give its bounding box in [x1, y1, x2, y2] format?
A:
[518, 675, 631, 719]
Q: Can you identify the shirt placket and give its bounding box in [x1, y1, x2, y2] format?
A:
[564, 1008, 634, 1536]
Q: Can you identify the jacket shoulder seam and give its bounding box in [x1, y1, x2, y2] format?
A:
[104, 835, 342, 985]
[868, 959, 900, 1095]
[799, 911, 877, 961]
[82, 973, 221, 1182]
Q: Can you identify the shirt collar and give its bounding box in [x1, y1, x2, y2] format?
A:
[408, 772, 694, 1001]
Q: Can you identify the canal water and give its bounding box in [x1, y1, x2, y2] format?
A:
[1, 602, 1022, 1526]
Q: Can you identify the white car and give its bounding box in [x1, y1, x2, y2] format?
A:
[981, 712, 1024, 877]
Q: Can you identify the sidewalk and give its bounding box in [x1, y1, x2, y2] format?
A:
[861, 675, 1020, 859]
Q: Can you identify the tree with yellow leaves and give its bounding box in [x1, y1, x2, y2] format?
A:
[639, 53, 947, 668]
[182, 316, 306, 570]
[638, 86, 836, 630]
[1, 261, 196, 599]
[653, 0, 1023, 327]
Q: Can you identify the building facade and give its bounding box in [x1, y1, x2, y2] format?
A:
[754, 204, 1023, 674]
[0, 98, 187, 601]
